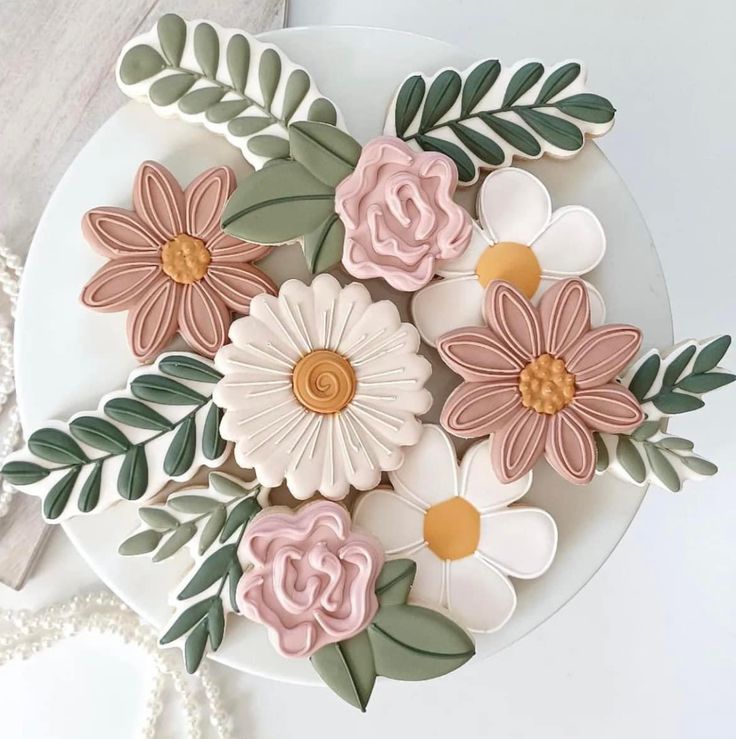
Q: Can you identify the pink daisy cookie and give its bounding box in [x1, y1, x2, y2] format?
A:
[80, 161, 277, 362]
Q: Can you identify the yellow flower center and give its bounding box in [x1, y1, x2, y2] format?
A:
[423, 497, 480, 561]
[161, 234, 211, 284]
[292, 350, 356, 414]
[475, 242, 542, 298]
[519, 353, 575, 415]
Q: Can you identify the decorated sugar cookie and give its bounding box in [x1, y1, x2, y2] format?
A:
[353, 425, 557, 633]
[81, 161, 277, 361]
[439, 278, 643, 484]
[335, 137, 472, 290]
[412, 168, 606, 347]
[384, 59, 616, 185]
[236, 500, 384, 658]
[213, 274, 432, 499]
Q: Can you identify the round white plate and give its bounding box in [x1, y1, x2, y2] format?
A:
[15, 27, 672, 685]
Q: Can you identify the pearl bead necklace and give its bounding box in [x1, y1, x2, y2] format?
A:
[0, 591, 233, 738]
[0, 235, 22, 519]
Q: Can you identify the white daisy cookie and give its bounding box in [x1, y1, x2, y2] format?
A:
[411, 167, 606, 347]
[353, 424, 558, 633]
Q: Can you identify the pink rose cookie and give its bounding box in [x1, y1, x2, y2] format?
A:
[236, 500, 384, 658]
[439, 278, 644, 485]
[335, 136, 472, 291]
[81, 161, 277, 362]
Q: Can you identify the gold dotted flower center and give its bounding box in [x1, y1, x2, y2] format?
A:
[424, 497, 480, 561]
[292, 350, 357, 414]
[161, 234, 211, 284]
[519, 353, 575, 415]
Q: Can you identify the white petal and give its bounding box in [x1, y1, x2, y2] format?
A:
[477, 507, 558, 578]
[411, 275, 485, 347]
[478, 168, 551, 245]
[326, 280, 375, 352]
[405, 546, 446, 609]
[388, 425, 459, 508]
[352, 489, 425, 554]
[531, 205, 606, 276]
[459, 438, 532, 512]
[447, 555, 517, 633]
[435, 223, 489, 278]
[535, 276, 606, 326]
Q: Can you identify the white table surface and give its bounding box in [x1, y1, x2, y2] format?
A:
[1, 1, 735, 737]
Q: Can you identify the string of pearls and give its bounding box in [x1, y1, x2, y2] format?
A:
[0, 234, 22, 518]
[0, 591, 233, 739]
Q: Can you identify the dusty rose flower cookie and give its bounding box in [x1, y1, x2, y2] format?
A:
[439, 277, 644, 484]
[80, 161, 277, 362]
[335, 136, 472, 291]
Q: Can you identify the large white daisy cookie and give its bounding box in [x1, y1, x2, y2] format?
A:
[412, 167, 607, 347]
[353, 425, 557, 633]
[213, 274, 432, 500]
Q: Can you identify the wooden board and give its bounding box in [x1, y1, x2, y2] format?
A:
[0, 0, 286, 589]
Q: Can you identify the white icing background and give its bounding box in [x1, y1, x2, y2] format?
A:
[1, 2, 734, 738]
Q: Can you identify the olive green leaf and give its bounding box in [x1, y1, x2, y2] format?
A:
[77, 461, 103, 513]
[159, 355, 223, 383]
[375, 559, 416, 607]
[177, 544, 237, 600]
[131, 375, 206, 405]
[117, 445, 148, 500]
[164, 415, 196, 477]
[416, 134, 475, 182]
[535, 62, 580, 104]
[103, 398, 172, 431]
[44, 469, 81, 520]
[282, 69, 311, 123]
[150, 73, 197, 106]
[153, 523, 197, 562]
[259, 48, 281, 110]
[554, 93, 615, 123]
[503, 62, 544, 106]
[138, 507, 180, 532]
[460, 59, 500, 117]
[193, 22, 219, 79]
[118, 529, 164, 556]
[516, 109, 583, 150]
[69, 416, 130, 454]
[419, 69, 461, 130]
[28, 428, 87, 465]
[1, 460, 49, 485]
[616, 436, 646, 484]
[289, 121, 361, 188]
[693, 335, 731, 374]
[157, 13, 186, 67]
[628, 353, 661, 402]
[119, 45, 166, 85]
[448, 123, 504, 165]
[394, 74, 425, 137]
[303, 213, 345, 274]
[478, 113, 541, 156]
[226, 34, 250, 94]
[160, 597, 217, 645]
[308, 98, 338, 125]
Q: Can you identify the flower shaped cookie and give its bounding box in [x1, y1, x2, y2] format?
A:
[214, 274, 433, 499]
[237, 501, 383, 658]
[439, 278, 643, 484]
[412, 168, 606, 346]
[335, 136, 472, 291]
[353, 425, 557, 633]
[81, 161, 277, 361]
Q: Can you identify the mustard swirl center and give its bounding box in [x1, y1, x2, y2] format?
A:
[519, 353, 575, 415]
[292, 350, 357, 414]
[161, 234, 211, 284]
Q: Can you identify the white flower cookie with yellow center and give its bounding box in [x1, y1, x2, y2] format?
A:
[411, 167, 606, 347]
[353, 424, 558, 633]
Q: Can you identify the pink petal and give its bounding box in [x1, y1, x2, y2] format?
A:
[133, 161, 185, 242]
[441, 382, 523, 438]
[483, 281, 543, 363]
[571, 384, 644, 434]
[178, 282, 231, 358]
[81, 256, 163, 311]
[208, 231, 272, 263]
[491, 407, 547, 483]
[185, 166, 236, 242]
[126, 279, 181, 362]
[564, 325, 642, 389]
[545, 408, 596, 484]
[204, 263, 277, 315]
[437, 327, 524, 382]
[538, 278, 591, 356]
[82, 207, 160, 258]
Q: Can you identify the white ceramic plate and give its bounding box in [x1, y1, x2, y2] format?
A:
[15, 27, 672, 685]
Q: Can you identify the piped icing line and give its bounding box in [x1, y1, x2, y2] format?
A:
[335, 137, 472, 291]
[214, 274, 432, 500]
[385, 58, 616, 185]
[80, 160, 277, 361]
[438, 278, 643, 485]
[235, 501, 384, 658]
[116, 14, 346, 171]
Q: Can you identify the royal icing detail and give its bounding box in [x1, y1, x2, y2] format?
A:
[353, 425, 557, 633]
[236, 500, 383, 658]
[80, 161, 277, 361]
[438, 278, 643, 485]
[334, 137, 472, 291]
[412, 168, 606, 347]
[116, 14, 346, 171]
[385, 59, 616, 185]
[1, 354, 230, 522]
[213, 274, 432, 499]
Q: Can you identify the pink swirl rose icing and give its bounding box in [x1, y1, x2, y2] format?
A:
[335, 136, 472, 291]
[236, 501, 384, 658]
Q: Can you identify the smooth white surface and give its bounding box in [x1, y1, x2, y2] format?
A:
[13, 26, 671, 684]
[1, 2, 734, 738]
